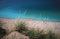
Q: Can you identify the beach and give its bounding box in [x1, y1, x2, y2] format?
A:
[0, 18, 60, 33]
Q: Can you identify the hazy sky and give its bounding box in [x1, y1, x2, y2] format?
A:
[0, 0, 60, 21]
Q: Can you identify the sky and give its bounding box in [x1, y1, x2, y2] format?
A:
[0, 0, 60, 21]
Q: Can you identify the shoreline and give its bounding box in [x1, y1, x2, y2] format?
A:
[0, 18, 60, 22]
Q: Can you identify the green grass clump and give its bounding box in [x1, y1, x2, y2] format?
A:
[16, 21, 28, 34]
[26, 29, 56, 39]
[26, 29, 44, 39]
[46, 31, 56, 39]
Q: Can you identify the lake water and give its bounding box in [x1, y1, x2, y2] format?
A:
[0, 8, 60, 22]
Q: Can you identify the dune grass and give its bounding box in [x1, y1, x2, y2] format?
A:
[26, 29, 44, 39]
[16, 21, 28, 34]
[0, 20, 58, 39]
[16, 21, 56, 39]
[26, 29, 56, 39]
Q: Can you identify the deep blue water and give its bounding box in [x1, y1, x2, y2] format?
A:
[0, 8, 60, 22]
[0, 0, 60, 22]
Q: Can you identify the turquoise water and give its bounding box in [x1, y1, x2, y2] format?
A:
[0, 8, 60, 22]
[0, 0, 60, 22]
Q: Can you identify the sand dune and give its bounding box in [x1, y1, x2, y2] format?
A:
[0, 18, 60, 33]
[1, 31, 29, 39]
[0, 18, 60, 39]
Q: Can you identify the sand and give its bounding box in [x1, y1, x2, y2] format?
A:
[0, 18, 60, 39]
[0, 18, 60, 33]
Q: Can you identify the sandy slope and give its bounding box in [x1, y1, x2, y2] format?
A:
[0, 18, 60, 33]
[1, 31, 29, 39]
[0, 18, 60, 39]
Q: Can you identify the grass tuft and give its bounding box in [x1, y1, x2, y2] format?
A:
[16, 21, 28, 34]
